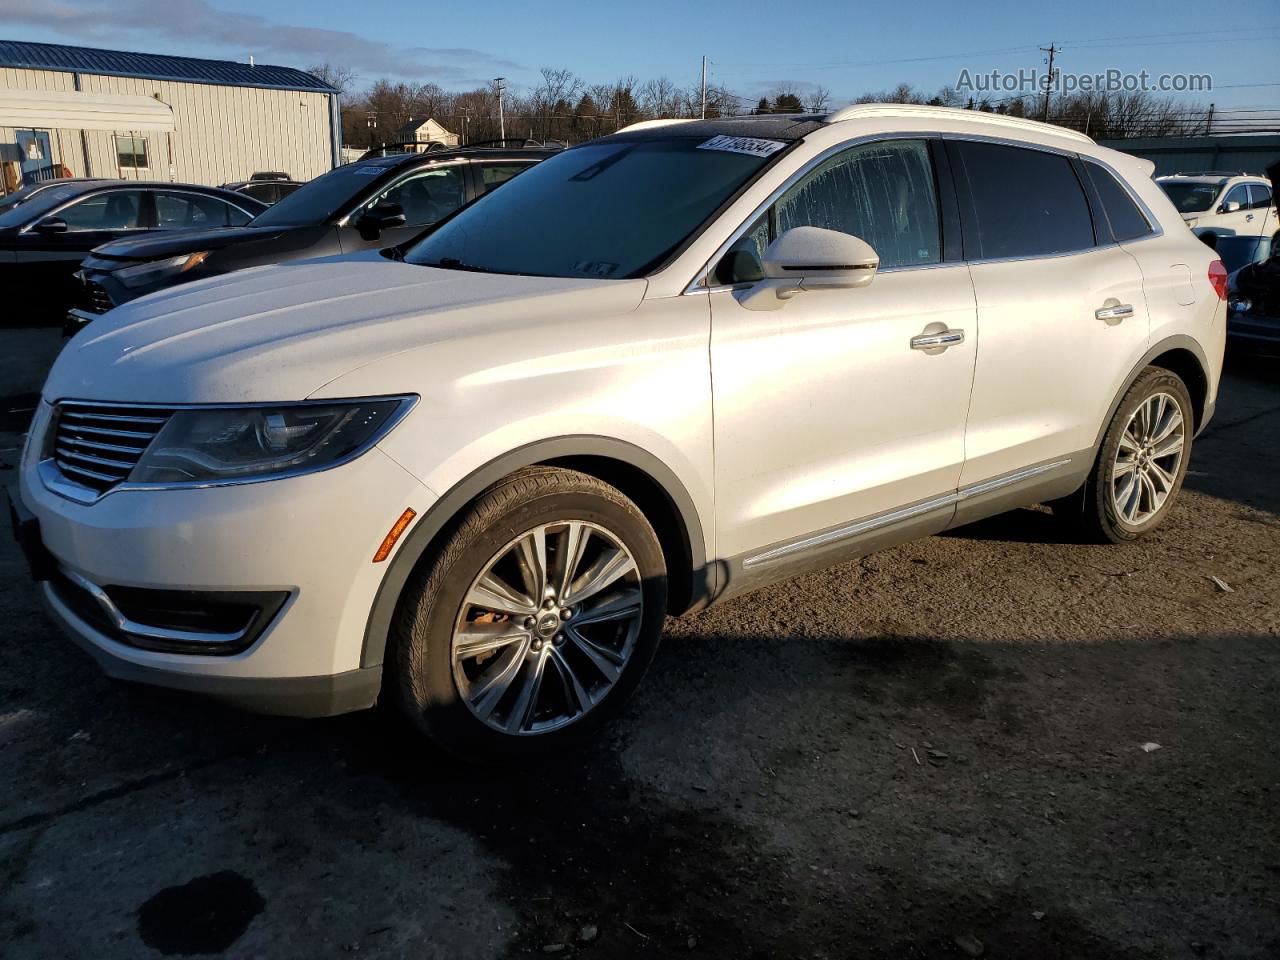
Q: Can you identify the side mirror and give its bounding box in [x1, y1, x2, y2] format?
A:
[34, 216, 68, 234]
[356, 202, 407, 238]
[738, 226, 879, 311]
[1221, 201, 1241, 214]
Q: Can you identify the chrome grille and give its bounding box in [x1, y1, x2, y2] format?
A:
[80, 280, 115, 314]
[51, 403, 175, 493]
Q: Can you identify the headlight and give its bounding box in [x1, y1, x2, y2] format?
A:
[114, 251, 210, 289]
[128, 398, 412, 484]
[1228, 296, 1252, 315]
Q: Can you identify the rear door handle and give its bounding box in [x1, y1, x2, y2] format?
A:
[910, 329, 965, 351]
[1095, 303, 1134, 322]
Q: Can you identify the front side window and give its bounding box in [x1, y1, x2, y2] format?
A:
[1222, 185, 1250, 211]
[776, 139, 940, 269]
[366, 166, 465, 225]
[1084, 161, 1152, 242]
[1158, 181, 1220, 214]
[115, 135, 149, 170]
[406, 137, 783, 279]
[955, 141, 1094, 259]
[58, 190, 145, 231]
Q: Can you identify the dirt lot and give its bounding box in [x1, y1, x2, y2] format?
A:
[1, 355, 1277, 960]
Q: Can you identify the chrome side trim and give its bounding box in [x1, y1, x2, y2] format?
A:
[742, 458, 1072, 568]
[61, 568, 248, 647]
[743, 490, 955, 568]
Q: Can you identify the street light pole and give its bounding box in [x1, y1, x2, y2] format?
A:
[493, 77, 507, 143]
[700, 55, 708, 119]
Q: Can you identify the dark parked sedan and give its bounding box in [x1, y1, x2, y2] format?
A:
[72, 146, 552, 330]
[0, 180, 266, 327]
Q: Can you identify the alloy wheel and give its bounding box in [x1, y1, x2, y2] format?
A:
[451, 520, 644, 735]
[1111, 391, 1186, 525]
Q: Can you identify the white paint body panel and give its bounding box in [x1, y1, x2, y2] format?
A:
[20, 107, 1225, 696]
[709, 265, 976, 558]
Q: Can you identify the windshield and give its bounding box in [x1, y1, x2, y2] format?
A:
[405, 137, 784, 278]
[250, 162, 389, 226]
[0, 183, 94, 228]
[1159, 181, 1221, 214]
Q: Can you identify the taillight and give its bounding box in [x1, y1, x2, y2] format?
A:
[1208, 260, 1228, 301]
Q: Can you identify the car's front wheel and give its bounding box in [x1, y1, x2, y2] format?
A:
[387, 466, 667, 758]
[1056, 366, 1194, 543]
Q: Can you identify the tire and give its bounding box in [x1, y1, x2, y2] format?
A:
[386, 466, 667, 759]
[1055, 367, 1194, 544]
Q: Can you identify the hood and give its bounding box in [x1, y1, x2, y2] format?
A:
[88, 224, 291, 261]
[43, 256, 647, 404]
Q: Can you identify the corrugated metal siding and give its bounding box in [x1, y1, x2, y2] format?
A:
[1101, 135, 1280, 178]
[0, 40, 336, 92]
[1, 67, 333, 186]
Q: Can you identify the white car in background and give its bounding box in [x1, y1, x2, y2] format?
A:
[1156, 172, 1276, 244]
[13, 105, 1226, 759]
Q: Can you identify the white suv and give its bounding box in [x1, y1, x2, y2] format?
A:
[12, 105, 1226, 757]
[1156, 172, 1277, 244]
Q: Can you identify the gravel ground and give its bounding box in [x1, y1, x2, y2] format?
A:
[1, 355, 1277, 960]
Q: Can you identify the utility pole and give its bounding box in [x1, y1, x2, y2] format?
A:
[1039, 43, 1058, 122]
[700, 55, 708, 119]
[493, 77, 507, 143]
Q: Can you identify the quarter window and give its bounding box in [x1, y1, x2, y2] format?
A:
[1083, 161, 1152, 242]
[115, 135, 149, 170]
[954, 141, 1095, 259]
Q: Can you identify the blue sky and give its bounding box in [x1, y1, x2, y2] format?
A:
[3, 0, 1277, 108]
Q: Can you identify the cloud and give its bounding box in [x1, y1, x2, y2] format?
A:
[0, 0, 524, 85]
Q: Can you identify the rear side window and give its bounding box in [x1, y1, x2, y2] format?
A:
[954, 141, 1094, 259]
[1247, 183, 1273, 210]
[1084, 161, 1153, 242]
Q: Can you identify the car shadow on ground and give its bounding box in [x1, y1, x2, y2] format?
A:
[5, 615, 1277, 960]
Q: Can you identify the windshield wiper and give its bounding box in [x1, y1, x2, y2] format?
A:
[424, 257, 493, 274]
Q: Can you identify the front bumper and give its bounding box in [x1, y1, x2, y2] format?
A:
[16, 408, 436, 716]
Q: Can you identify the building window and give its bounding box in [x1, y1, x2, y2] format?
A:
[115, 135, 149, 170]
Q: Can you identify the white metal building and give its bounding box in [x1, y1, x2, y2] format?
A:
[0, 39, 339, 194]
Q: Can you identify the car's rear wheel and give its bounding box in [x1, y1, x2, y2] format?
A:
[1055, 367, 1194, 543]
[387, 467, 667, 758]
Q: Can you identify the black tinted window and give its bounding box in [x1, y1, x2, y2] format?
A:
[155, 192, 234, 228]
[1223, 185, 1250, 210]
[1247, 183, 1273, 210]
[956, 141, 1094, 259]
[775, 139, 940, 269]
[1084, 161, 1152, 242]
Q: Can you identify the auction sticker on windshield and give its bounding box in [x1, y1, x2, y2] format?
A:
[696, 135, 787, 158]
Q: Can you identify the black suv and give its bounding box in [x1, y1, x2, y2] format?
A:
[71, 145, 554, 331]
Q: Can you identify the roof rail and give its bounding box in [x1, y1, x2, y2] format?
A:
[823, 103, 1095, 144]
[616, 118, 695, 133]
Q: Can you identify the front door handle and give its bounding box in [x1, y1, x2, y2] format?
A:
[1095, 303, 1134, 322]
[910, 329, 964, 351]
[1245, 213, 1255, 222]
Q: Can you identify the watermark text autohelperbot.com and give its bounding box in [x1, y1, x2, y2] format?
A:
[956, 69, 1212, 96]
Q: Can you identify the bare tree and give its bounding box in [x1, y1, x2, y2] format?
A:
[805, 86, 832, 113]
[306, 63, 357, 97]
